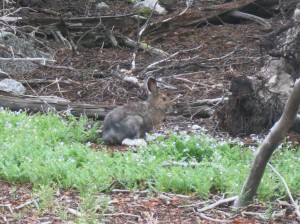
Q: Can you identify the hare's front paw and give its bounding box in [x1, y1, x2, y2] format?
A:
[122, 138, 147, 147]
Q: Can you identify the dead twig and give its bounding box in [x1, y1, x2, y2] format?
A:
[145, 2, 192, 35]
[111, 189, 131, 193]
[0, 57, 55, 63]
[111, 67, 144, 88]
[268, 163, 300, 218]
[21, 74, 57, 111]
[158, 194, 172, 204]
[229, 10, 271, 29]
[103, 213, 141, 218]
[19, 78, 72, 85]
[145, 44, 204, 70]
[131, 3, 157, 71]
[67, 208, 84, 217]
[242, 211, 266, 219]
[161, 161, 202, 167]
[196, 196, 238, 212]
[164, 192, 191, 199]
[55, 77, 64, 98]
[2, 216, 8, 223]
[41, 64, 75, 70]
[193, 208, 230, 223]
[138, 44, 204, 77]
[178, 201, 207, 208]
[15, 199, 37, 210]
[0, 204, 13, 213]
[123, 36, 169, 58]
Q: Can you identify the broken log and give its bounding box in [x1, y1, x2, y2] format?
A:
[0, 95, 111, 119]
[216, 76, 284, 136]
[144, 0, 278, 35]
[0, 94, 224, 119]
[217, 12, 300, 136]
[18, 13, 145, 30]
[174, 97, 228, 118]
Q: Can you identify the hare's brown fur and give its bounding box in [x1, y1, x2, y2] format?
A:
[102, 77, 172, 144]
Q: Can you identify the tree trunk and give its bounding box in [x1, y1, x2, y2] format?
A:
[234, 78, 300, 207]
[216, 75, 286, 136]
[226, 5, 300, 207]
[217, 20, 300, 136]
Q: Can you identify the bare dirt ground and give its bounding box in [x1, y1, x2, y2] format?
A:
[1, 0, 299, 223]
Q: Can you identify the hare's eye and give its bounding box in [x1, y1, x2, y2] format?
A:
[162, 96, 167, 101]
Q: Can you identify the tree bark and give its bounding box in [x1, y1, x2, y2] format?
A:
[234, 78, 300, 207]
[0, 94, 221, 119]
[217, 16, 300, 136]
[0, 95, 111, 119]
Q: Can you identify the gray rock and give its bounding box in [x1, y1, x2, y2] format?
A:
[0, 31, 54, 75]
[95, 2, 109, 10]
[0, 79, 26, 95]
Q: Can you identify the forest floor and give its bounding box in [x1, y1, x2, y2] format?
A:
[1, 0, 299, 223]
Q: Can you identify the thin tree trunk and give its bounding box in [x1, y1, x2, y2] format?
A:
[234, 79, 300, 207]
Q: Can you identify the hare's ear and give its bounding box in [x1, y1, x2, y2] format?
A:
[147, 77, 158, 95]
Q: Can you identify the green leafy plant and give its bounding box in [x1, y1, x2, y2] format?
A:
[0, 108, 300, 221]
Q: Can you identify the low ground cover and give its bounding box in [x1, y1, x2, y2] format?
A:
[0, 109, 299, 222]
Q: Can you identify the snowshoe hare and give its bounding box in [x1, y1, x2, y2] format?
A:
[102, 77, 172, 144]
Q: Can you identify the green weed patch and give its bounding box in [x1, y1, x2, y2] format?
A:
[0, 109, 300, 202]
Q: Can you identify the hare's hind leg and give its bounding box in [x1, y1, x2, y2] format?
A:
[103, 115, 144, 144]
[122, 115, 144, 138]
[120, 115, 148, 146]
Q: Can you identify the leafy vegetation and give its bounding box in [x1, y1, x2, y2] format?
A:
[0, 109, 300, 221]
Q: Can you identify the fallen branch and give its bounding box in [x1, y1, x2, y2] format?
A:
[0, 57, 55, 63]
[103, 213, 141, 218]
[67, 208, 84, 217]
[174, 96, 228, 118]
[2, 216, 7, 223]
[196, 196, 238, 212]
[0, 94, 110, 119]
[178, 200, 207, 208]
[18, 13, 145, 30]
[158, 194, 172, 204]
[20, 78, 72, 86]
[122, 36, 169, 58]
[161, 161, 202, 167]
[145, 44, 203, 70]
[23, 75, 57, 111]
[193, 208, 230, 223]
[164, 193, 191, 199]
[0, 92, 227, 119]
[187, 97, 229, 106]
[143, 1, 192, 35]
[0, 204, 13, 214]
[0, 16, 22, 22]
[130, 2, 157, 70]
[268, 163, 300, 218]
[228, 10, 271, 29]
[15, 199, 37, 210]
[0, 70, 10, 78]
[41, 64, 75, 70]
[111, 68, 144, 88]
[111, 189, 131, 193]
[242, 211, 266, 219]
[144, 0, 278, 34]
